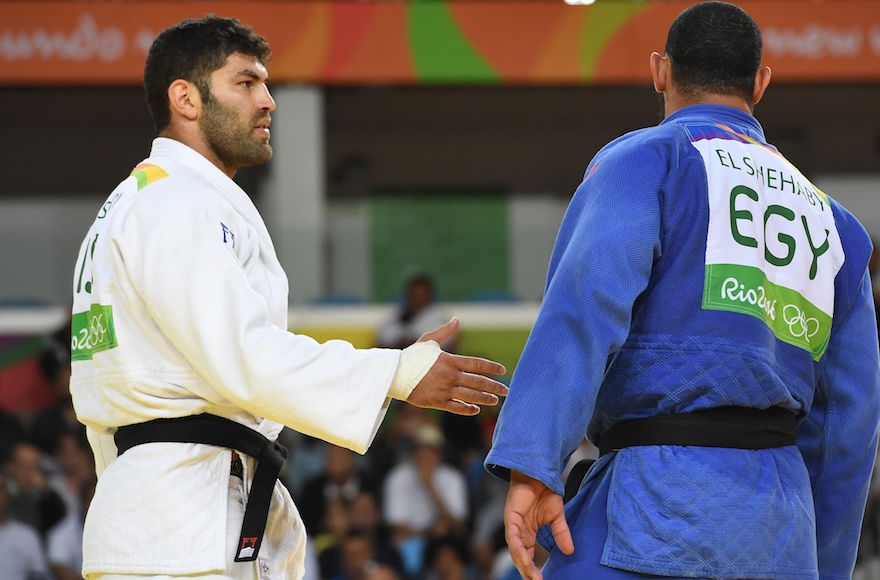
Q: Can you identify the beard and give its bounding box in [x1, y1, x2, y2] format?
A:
[199, 95, 273, 171]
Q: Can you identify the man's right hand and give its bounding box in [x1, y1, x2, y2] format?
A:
[405, 317, 508, 415]
[505, 471, 574, 580]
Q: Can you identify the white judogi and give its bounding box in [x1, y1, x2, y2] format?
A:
[70, 138, 438, 579]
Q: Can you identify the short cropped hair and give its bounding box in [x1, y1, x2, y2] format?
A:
[665, 1, 762, 101]
[144, 15, 271, 132]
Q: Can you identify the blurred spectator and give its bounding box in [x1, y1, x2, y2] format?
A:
[440, 409, 486, 475]
[349, 490, 404, 575]
[49, 432, 94, 507]
[363, 564, 401, 580]
[303, 537, 321, 580]
[468, 469, 508, 578]
[4, 441, 67, 535]
[377, 273, 456, 351]
[280, 429, 328, 497]
[297, 443, 378, 536]
[0, 408, 25, 463]
[30, 331, 80, 456]
[383, 423, 468, 558]
[315, 498, 352, 578]
[0, 471, 51, 580]
[423, 534, 477, 580]
[47, 475, 95, 580]
[388, 405, 434, 455]
[338, 529, 378, 580]
[369, 404, 436, 481]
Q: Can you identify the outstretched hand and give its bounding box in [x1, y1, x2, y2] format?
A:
[505, 471, 574, 580]
[406, 317, 508, 415]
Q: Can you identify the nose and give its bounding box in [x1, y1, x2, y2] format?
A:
[260, 84, 276, 112]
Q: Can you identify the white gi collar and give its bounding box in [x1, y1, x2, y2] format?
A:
[147, 137, 271, 240]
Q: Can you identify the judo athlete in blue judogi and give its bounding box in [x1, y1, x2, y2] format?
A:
[485, 3, 880, 579]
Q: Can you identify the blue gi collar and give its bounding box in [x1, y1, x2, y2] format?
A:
[661, 104, 767, 143]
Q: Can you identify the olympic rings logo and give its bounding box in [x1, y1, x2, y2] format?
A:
[72, 314, 108, 352]
[782, 304, 819, 342]
[89, 314, 107, 344]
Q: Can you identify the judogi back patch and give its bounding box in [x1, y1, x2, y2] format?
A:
[687, 123, 844, 360]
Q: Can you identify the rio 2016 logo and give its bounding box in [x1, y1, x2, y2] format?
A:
[72, 314, 108, 352]
[782, 303, 820, 343]
[720, 277, 776, 320]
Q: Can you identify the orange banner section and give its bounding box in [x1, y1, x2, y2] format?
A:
[1, 1, 879, 86]
[598, 1, 880, 84]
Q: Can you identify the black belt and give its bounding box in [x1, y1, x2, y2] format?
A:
[598, 406, 797, 456]
[114, 414, 288, 563]
[563, 406, 797, 503]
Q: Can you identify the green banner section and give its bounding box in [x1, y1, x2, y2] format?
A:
[71, 304, 118, 362]
[408, 3, 499, 83]
[371, 195, 508, 302]
[703, 263, 831, 360]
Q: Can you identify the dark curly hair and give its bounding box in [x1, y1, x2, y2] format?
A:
[665, 2, 762, 102]
[143, 15, 271, 132]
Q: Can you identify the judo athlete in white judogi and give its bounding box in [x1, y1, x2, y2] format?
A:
[69, 16, 507, 580]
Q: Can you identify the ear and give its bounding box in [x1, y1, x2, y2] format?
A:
[166, 79, 201, 123]
[752, 66, 772, 105]
[649, 52, 668, 94]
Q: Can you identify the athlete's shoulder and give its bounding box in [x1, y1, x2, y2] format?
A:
[126, 157, 220, 213]
[103, 158, 223, 246]
[598, 121, 688, 161]
[584, 123, 685, 184]
[829, 195, 872, 266]
[828, 196, 870, 241]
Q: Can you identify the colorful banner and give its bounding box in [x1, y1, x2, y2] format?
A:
[1, 1, 879, 85]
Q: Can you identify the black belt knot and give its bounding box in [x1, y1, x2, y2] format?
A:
[114, 414, 288, 562]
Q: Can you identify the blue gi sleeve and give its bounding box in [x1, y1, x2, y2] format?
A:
[485, 142, 664, 494]
[797, 268, 880, 579]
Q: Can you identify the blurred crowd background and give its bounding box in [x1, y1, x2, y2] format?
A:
[2, 1, 880, 579]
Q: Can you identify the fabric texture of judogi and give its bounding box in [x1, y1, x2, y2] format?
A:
[70, 138, 429, 579]
[485, 105, 880, 579]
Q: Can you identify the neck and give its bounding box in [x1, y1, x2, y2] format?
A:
[158, 126, 236, 179]
[664, 92, 753, 119]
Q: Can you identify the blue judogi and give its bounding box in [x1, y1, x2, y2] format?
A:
[486, 104, 880, 579]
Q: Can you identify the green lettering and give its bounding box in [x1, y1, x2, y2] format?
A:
[767, 167, 778, 190]
[75, 233, 98, 294]
[730, 185, 759, 248]
[716, 149, 731, 168]
[743, 156, 755, 176]
[802, 216, 830, 280]
[780, 171, 795, 194]
[763, 205, 796, 266]
[727, 152, 741, 170]
[807, 186, 825, 212]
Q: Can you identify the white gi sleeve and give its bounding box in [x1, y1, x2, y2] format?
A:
[114, 187, 400, 453]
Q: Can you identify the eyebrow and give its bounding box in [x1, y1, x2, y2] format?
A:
[234, 69, 267, 82]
